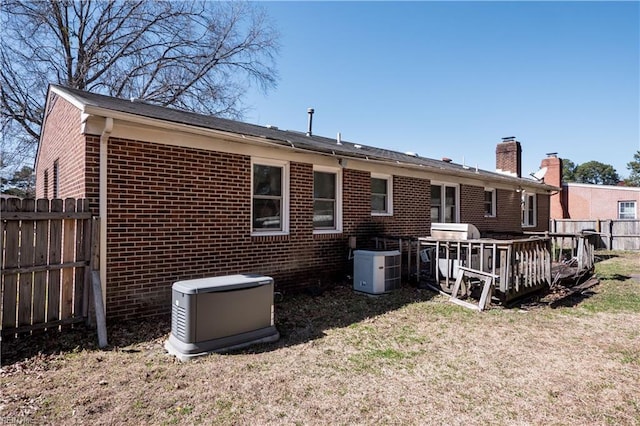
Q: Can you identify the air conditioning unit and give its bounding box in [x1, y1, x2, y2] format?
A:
[353, 250, 401, 295]
[165, 274, 279, 361]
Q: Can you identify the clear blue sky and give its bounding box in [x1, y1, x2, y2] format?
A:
[244, 1, 640, 179]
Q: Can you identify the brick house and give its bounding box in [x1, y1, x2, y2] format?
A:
[539, 154, 640, 220]
[35, 85, 557, 321]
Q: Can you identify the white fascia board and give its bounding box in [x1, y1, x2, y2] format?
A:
[50, 85, 88, 110]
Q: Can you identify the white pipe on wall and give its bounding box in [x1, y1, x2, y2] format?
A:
[99, 117, 113, 311]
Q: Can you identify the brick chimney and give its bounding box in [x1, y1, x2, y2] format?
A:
[540, 153, 566, 218]
[540, 153, 562, 187]
[496, 137, 522, 177]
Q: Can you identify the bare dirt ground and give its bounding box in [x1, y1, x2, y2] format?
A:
[1, 251, 639, 425]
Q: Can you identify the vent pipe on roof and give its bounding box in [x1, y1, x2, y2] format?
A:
[306, 108, 314, 136]
[337, 132, 342, 145]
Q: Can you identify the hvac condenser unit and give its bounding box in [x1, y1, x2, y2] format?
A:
[165, 274, 279, 361]
[353, 250, 401, 295]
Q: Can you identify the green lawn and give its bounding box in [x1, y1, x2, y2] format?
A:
[1, 251, 638, 425]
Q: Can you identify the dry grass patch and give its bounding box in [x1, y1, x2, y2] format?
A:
[1, 251, 639, 425]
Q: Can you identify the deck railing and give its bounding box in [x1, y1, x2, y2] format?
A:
[416, 236, 552, 301]
[531, 231, 598, 276]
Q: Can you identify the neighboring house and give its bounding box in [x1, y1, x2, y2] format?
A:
[540, 154, 640, 220]
[36, 85, 558, 321]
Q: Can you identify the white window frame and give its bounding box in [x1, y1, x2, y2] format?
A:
[618, 201, 637, 220]
[484, 187, 496, 218]
[522, 192, 537, 228]
[371, 173, 393, 216]
[430, 181, 460, 223]
[251, 157, 289, 236]
[313, 165, 342, 234]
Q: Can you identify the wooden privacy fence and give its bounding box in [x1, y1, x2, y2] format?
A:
[550, 219, 640, 251]
[1, 198, 94, 337]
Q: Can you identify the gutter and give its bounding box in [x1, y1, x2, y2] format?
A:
[99, 117, 113, 311]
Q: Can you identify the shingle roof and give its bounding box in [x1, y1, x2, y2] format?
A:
[50, 84, 555, 190]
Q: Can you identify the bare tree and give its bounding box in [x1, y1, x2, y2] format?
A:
[0, 0, 279, 170]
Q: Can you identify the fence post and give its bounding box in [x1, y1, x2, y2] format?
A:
[608, 220, 613, 250]
[82, 207, 92, 318]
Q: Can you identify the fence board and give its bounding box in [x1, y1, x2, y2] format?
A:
[551, 219, 640, 251]
[611, 221, 640, 250]
[2, 199, 20, 331]
[32, 199, 50, 326]
[18, 199, 35, 330]
[46, 199, 63, 323]
[81, 211, 92, 318]
[61, 198, 76, 324]
[75, 200, 87, 318]
[2, 197, 94, 337]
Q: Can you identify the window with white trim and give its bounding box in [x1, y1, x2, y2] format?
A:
[371, 174, 393, 215]
[618, 201, 636, 219]
[484, 188, 496, 217]
[431, 182, 459, 223]
[251, 158, 289, 235]
[522, 192, 536, 227]
[313, 166, 342, 233]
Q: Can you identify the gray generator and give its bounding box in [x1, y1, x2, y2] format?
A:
[165, 274, 279, 361]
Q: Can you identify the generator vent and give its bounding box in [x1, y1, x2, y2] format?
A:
[171, 302, 187, 340]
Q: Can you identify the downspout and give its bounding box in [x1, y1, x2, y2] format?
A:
[99, 117, 113, 311]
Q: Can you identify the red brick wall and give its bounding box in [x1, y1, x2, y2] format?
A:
[345, 172, 430, 240]
[85, 136, 100, 211]
[381, 175, 430, 236]
[460, 185, 525, 234]
[533, 194, 551, 232]
[103, 139, 362, 320]
[35, 94, 87, 199]
[99, 142, 440, 320]
[460, 184, 485, 229]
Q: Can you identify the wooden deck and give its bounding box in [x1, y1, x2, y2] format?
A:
[415, 232, 598, 304]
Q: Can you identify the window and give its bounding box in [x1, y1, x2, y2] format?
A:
[252, 159, 289, 235]
[431, 182, 458, 223]
[371, 174, 393, 215]
[522, 192, 536, 227]
[619, 201, 637, 219]
[313, 166, 342, 233]
[484, 188, 496, 217]
[43, 169, 49, 199]
[53, 160, 59, 198]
